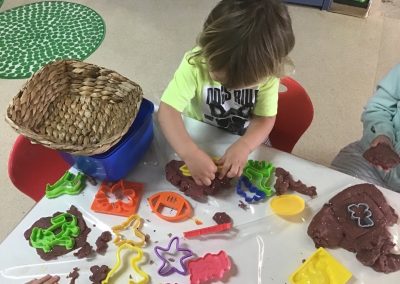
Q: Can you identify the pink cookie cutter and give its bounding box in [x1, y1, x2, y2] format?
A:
[188, 250, 231, 284]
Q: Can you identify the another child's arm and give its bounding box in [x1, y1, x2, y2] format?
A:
[158, 102, 217, 186]
[362, 64, 400, 147]
[218, 115, 276, 178]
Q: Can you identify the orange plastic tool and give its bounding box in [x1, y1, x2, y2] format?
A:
[147, 191, 192, 222]
[91, 180, 143, 217]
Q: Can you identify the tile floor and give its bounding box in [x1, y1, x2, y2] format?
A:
[1, 0, 400, 241]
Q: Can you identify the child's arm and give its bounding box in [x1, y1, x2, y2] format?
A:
[218, 115, 276, 178]
[362, 64, 400, 147]
[158, 102, 217, 186]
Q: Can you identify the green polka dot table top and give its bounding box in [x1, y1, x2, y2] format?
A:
[0, 1, 105, 79]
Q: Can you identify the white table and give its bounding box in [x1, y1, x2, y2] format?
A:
[1, 117, 399, 283]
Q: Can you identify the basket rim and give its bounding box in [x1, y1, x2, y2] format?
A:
[5, 59, 144, 155]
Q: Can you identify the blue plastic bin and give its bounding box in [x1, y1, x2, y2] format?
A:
[61, 99, 154, 181]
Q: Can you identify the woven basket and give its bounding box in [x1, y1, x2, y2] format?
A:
[6, 60, 143, 155]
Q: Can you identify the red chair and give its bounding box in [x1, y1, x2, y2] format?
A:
[269, 77, 314, 153]
[8, 135, 70, 202]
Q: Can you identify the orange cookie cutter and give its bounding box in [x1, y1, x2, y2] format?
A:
[91, 180, 143, 217]
[112, 214, 146, 247]
[147, 191, 192, 222]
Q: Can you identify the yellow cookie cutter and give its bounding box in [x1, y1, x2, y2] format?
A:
[102, 243, 149, 284]
[112, 214, 146, 247]
[179, 157, 222, 177]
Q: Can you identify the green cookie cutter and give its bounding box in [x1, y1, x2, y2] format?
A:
[242, 160, 275, 196]
[45, 171, 86, 198]
[30, 213, 80, 253]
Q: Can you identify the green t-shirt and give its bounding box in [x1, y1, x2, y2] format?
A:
[161, 49, 279, 134]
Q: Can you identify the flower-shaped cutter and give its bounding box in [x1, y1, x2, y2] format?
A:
[91, 180, 143, 217]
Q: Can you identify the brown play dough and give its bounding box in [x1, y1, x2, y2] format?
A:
[24, 205, 91, 261]
[95, 231, 112, 255]
[213, 212, 232, 224]
[307, 183, 400, 273]
[67, 267, 79, 284]
[165, 160, 231, 199]
[363, 143, 400, 170]
[274, 167, 317, 197]
[89, 265, 110, 284]
[73, 242, 94, 259]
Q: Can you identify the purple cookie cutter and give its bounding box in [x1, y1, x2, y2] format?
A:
[154, 236, 194, 276]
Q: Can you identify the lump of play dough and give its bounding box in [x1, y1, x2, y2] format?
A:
[89, 265, 110, 284]
[363, 143, 400, 170]
[95, 231, 112, 255]
[274, 167, 317, 197]
[213, 212, 232, 224]
[165, 160, 231, 200]
[307, 183, 400, 273]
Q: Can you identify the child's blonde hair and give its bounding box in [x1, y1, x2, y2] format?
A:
[190, 0, 295, 88]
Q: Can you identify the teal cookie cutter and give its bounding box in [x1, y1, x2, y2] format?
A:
[45, 171, 86, 198]
[242, 160, 275, 197]
[30, 212, 80, 253]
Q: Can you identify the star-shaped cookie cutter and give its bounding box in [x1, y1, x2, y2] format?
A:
[91, 180, 143, 217]
[154, 236, 194, 276]
[112, 214, 146, 247]
[102, 243, 149, 284]
[347, 203, 375, 228]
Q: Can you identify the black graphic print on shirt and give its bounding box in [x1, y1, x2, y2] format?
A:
[203, 86, 258, 135]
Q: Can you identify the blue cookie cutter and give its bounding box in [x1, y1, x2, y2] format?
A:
[347, 203, 374, 228]
[236, 176, 266, 203]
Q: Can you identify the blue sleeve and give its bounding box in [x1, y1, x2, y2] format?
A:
[361, 64, 400, 147]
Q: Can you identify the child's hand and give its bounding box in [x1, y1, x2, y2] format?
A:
[218, 140, 251, 179]
[371, 135, 392, 148]
[365, 135, 399, 172]
[184, 148, 218, 186]
[26, 275, 60, 284]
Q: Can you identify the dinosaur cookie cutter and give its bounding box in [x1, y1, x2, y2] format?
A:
[91, 180, 143, 217]
[102, 243, 149, 284]
[154, 236, 194, 276]
[112, 214, 146, 247]
[347, 203, 375, 228]
[30, 213, 80, 253]
[147, 191, 192, 222]
[243, 160, 275, 196]
[236, 176, 266, 203]
[45, 171, 86, 198]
